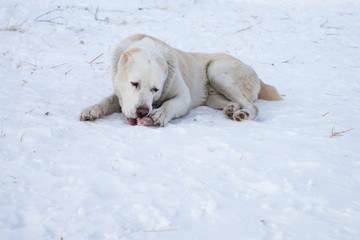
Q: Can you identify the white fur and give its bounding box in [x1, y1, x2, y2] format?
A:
[80, 34, 281, 126]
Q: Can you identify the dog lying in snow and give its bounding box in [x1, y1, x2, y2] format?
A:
[80, 34, 282, 126]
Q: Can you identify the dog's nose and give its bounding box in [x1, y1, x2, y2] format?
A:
[136, 106, 149, 118]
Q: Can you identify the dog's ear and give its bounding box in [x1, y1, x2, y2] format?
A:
[157, 57, 168, 75]
[119, 48, 142, 69]
[120, 51, 131, 66]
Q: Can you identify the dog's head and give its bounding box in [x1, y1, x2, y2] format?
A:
[113, 48, 168, 121]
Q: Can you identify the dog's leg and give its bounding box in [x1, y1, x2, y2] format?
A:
[206, 89, 251, 120]
[150, 97, 191, 126]
[80, 94, 121, 121]
[205, 94, 230, 110]
[209, 82, 259, 121]
[207, 55, 261, 121]
[217, 88, 259, 121]
[150, 86, 191, 126]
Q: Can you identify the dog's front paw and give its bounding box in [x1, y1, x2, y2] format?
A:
[80, 105, 104, 121]
[150, 108, 169, 127]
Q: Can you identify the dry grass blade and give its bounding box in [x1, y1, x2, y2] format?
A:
[51, 63, 68, 68]
[20, 133, 26, 142]
[330, 127, 354, 138]
[89, 53, 104, 64]
[320, 17, 328, 28]
[65, 69, 72, 75]
[235, 26, 252, 33]
[35, 9, 64, 25]
[0, 20, 27, 32]
[281, 57, 296, 63]
[25, 108, 35, 114]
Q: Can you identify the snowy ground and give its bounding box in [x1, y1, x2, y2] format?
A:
[1, 0, 360, 239]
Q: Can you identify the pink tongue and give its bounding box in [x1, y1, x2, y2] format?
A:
[127, 118, 137, 126]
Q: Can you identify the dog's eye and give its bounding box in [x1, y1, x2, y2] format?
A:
[151, 87, 159, 93]
[131, 82, 139, 88]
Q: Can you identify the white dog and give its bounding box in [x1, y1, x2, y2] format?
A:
[80, 34, 281, 126]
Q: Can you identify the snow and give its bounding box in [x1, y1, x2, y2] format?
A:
[1, 0, 360, 239]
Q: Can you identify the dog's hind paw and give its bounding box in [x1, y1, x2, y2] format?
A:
[223, 102, 240, 118]
[232, 110, 250, 121]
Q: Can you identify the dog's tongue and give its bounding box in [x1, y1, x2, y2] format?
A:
[127, 118, 137, 126]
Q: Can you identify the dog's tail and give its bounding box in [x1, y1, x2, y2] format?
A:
[258, 80, 283, 100]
